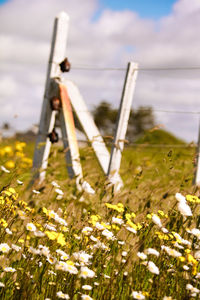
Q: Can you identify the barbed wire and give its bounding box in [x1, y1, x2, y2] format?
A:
[135, 108, 200, 115]
[76, 139, 196, 148]
[71, 108, 200, 115]
[72, 65, 200, 72]
[126, 143, 196, 148]
[70, 64, 200, 116]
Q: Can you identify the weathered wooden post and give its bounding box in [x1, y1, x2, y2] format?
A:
[194, 119, 200, 186]
[107, 62, 138, 190]
[33, 12, 73, 183]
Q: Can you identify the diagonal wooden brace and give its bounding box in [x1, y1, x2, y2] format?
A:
[59, 83, 83, 182]
[33, 77, 83, 183]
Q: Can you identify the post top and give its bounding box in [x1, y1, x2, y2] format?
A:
[56, 11, 69, 21]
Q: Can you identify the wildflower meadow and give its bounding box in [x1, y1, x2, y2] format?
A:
[0, 138, 199, 299]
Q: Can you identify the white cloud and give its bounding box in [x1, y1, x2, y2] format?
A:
[0, 0, 200, 142]
[0, 75, 18, 96]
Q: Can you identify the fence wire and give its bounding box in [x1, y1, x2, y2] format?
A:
[72, 65, 200, 72]
[64, 62, 200, 151]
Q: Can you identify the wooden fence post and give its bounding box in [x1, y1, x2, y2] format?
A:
[107, 62, 138, 188]
[32, 12, 69, 182]
[194, 119, 200, 186]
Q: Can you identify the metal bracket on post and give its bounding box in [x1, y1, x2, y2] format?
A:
[107, 62, 139, 191]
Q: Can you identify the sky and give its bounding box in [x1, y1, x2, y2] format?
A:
[0, 0, 200, 142]
[99, 0, 176, 19]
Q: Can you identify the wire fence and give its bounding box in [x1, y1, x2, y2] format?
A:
[67, 63, 200, 149]
[72, 65, 200, 72]
[70, 63, 200, 114]
[71, 108, 200, 115]
[76, 138, 197, 148]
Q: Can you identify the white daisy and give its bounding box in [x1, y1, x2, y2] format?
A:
[0, 243, 10, 253]
[80, 266, 95, 278]
[26, 223, 36, 232]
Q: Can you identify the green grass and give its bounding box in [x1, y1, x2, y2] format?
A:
[0, 136, 199, 300]
[135, 129, 186, 145]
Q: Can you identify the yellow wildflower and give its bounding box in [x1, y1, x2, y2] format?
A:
[35, 223, 43, 231]
[66, 260, 74, 266]
[84, 236, 89, 244]
[185, 249, 191, 254]
[0, 219, 8, 228]
[0, 218, 8, 228]
[187, 254, 197, 265]
[125, 213, 132, 220]
[42, 207, 48, 214]
[61, 226, 68, 232]
[4, 146, 13, 156]
[57, 233, 66, 246]
[25, 207, 33, 213]
[18, 239, 24, 243]
[112, 224, 120, 231]
[186, 195, 200, 203]
[45, 231, 58, 240]
[2, 188, 18, 201]
[21, 157, 32, 167]
[105, 203, 124, 213]
[45, 231, 66, 246]
[158, 210, 165, 217]
[15, 142, 26, 152]
[2, 190, 12, 197]
[5, 160, 15, 169]
[0, 197, 5, 205]
[8, 188, 16, 194]
[89, 216, 98, 226]
[16, 152, 24, 158]
[19, 201, 27, 208]
[192, 265, 197, 275]
[101, 222, 111, 229]
[155, 232, 169, 240]
[146, 214, 152, 219]
[126, 219, 138, 230]
[178, 256, 186, 262]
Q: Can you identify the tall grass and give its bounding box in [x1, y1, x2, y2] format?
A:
[0, 140, 199, 299]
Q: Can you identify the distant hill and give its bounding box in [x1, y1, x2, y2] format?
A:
[134, 129, 186, 145]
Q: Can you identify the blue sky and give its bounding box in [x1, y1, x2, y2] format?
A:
[99, 0, 176, 19]
[0, 0, 176, 19]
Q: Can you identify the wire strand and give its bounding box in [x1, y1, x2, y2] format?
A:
[137, 108, 200, 115]
[71, 108, 200, 115]
[75, 139, 196, 148]
[72, 65, 200, 72]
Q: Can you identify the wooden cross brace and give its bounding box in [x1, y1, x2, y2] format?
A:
[33, 77, 83, 185]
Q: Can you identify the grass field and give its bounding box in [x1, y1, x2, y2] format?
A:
[0, 132, 199, 299]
